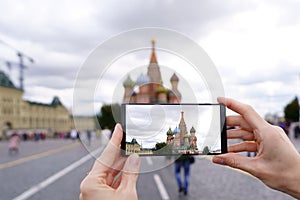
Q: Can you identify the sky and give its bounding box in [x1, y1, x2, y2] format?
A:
[0, 0, 299, 117]
[125, 104, 221, 150]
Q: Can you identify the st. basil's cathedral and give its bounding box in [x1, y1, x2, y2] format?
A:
[122, 39, 181, 104]
[124, 39, 199, 154]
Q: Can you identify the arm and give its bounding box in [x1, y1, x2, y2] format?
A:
[213, 97, 300, 198]
[80, 124, 141, 200]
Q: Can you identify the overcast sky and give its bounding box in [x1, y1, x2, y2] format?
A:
[126, 104, 221, 150]
[0, 0, 299, 117]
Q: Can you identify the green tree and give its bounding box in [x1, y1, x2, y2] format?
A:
[97, 103, 121, 130]
[155, 142, 167, 150]
[284, 97, 299, 122]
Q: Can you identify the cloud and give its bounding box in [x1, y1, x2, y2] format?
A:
[0, 0, 299, 117]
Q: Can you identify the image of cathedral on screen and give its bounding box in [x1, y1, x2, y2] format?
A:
[122, 39, 181, 104]
[126, 109, 203, 155]
[166, 110, 199, 154]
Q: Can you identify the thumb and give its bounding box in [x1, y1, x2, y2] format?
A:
[119, 154, 141, 189]
[212, 153, 255, 174]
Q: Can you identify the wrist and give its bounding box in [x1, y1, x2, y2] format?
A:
[281, 157, 300, 198]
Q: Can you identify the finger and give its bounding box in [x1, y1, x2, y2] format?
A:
[91, 123, 123, 174]
[212, 153, 256, 174]
[118, 154, 141, 190]
[227, 129, 254, 141]
[227, 116, 252, 131]
[228, 141, 257, 152]
[106, 157, 126, 186]
[218, 97, 267, 130]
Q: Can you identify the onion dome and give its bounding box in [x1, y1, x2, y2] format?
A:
[167, 127, 173, 136]
[156, 84, 168, 94]
[123, 75, 135, 88]
[173, 126, 180, 134]
[136, 73, 150, 86]
[170, 73, 179, 82]
[190, 126, 196, 133]
[184, 134, 190, 138]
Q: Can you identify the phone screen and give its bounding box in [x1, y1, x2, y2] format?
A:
[121, 104, 227, 156]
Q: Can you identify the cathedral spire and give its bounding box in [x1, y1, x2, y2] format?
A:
[180, 110, 184, 122]
[147, 39, 162, 84]
[150, 38, 157, 64]
[179, 110, 187, 146]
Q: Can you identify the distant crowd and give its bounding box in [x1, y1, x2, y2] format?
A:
[6, 131, 80, 142]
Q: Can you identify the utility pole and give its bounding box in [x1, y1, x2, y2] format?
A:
[16, 52, 34, 90]
[0, 39, 34, 90]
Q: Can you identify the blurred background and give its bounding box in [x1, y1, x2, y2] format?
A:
[0, 0, 299, 199]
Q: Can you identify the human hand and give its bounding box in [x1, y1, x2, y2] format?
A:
[80, 124, 141, 200]
[213, 97, 300, 198]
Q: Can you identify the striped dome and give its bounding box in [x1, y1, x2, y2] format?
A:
[167, 127, 173, 136]
[173, 126, 180, 134]
[170, 73, 179, 82]
[190, 126, 196, 133]
[136, 73, 150, 85]
[123, 75, 135, 88]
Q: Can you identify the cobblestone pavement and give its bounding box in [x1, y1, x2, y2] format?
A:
[0, 136, 299, 200]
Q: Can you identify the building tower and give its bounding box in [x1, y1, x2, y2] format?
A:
[147, 39, 162, 83]
[123, 75, 135, 103]
[157, 83, 168, 103]
[179, 110, 187, 146]
[166, 127, 174, 145]
[147, 39, 163, 102]
[173, 126, 180, 148]
[135, 73, 150, 103]
[169, 73, 181, 103]
[190, 126, 198, 150]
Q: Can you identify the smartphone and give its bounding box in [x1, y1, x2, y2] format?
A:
[121, 103, 227, 156]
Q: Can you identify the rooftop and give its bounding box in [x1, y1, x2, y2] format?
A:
[0, 70, 20, 90]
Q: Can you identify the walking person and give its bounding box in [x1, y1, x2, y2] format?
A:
[8, 133, 20, 155]
[86, 130, 92, 146]
[174, 155, 193, 195]
[70, 129, 78, 141]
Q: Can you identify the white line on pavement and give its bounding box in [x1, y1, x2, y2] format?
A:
[153, 174, 170, 200]
[12, 148, 102, 200]
[146, 157, 153, 165]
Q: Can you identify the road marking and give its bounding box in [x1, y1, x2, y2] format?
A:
[153, 174, 170, 200]
[0, 142, 80, 170]
[146, 157, 153, 165]
[12, 148, 102, 200]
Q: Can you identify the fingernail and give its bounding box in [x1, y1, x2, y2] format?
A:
[213, 156, 225, 165]
[115, 123, 123, 131]
[217, 97, 225, 103]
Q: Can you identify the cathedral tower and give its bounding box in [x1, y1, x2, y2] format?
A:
[169, 73, 181, 103]
[147, 39, 162, 83]
[179, 110, 187, 146]
[123, 76, 135, 103]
